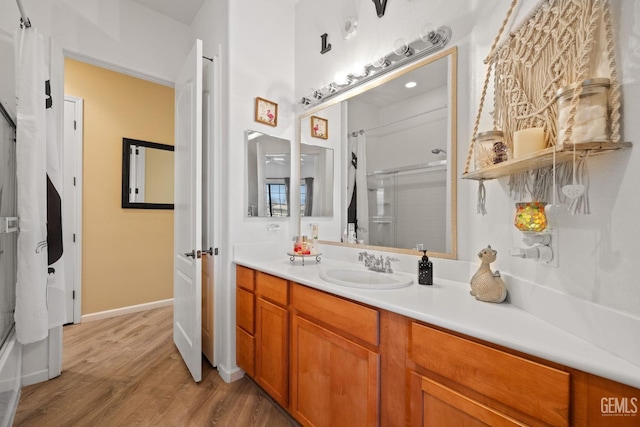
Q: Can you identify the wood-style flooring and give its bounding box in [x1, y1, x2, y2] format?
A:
[14, 306, 296, 427]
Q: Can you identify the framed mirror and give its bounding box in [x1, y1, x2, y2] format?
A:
[121, 138, 174, 209]
[246, 130, 292, 217]
[298, 47, 457, 259]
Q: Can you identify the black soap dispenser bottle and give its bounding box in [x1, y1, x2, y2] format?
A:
[418, 250, 433, 286]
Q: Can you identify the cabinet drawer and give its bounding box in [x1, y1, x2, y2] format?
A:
[292, 283, 379, 347]
[410, 372, 523, 426]
[256, 271, 289, 307]
[410, 322, 569, 426]
[236, 287, 254, 334]
[236, 326, 255, 378]
[236, 265, 255, 292]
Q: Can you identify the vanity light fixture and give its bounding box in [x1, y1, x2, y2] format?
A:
[393, 38, 414, 57]
[333, 71, 352, 86]
[371, 52, 391, 69]
[300, 25, 452, 109]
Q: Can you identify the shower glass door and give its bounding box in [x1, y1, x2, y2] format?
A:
[367, 173, 396, 248]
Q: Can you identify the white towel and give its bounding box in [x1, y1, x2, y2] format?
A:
[346, 135, 357, 234]
[355, 133, 369, 244]
[45, 37, 66, 328]
[14, 26, 49, 344]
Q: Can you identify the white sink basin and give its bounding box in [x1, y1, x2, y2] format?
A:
[319, 268, 413, 289]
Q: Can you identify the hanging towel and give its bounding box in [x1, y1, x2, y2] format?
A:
[45, 37, 66, 328]
[14, 26, 49, 344]
[346, 135, 357, 234]
[355, 133, 369, 244]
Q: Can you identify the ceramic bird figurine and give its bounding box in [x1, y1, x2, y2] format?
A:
[470, 245, 507, 303]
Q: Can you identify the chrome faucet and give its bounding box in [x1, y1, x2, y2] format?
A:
[384, 256, 400, 273]
[358, 251, 377, 269]
[358, 251, 399, 273]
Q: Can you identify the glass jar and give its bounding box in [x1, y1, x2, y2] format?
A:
[556, 78, 610, 144]
[474, 130, 505, 169]
[514, 202, 547, 232]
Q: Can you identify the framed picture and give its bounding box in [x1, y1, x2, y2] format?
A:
[311, 116, 328, 139]
[255, 97, 278, 127]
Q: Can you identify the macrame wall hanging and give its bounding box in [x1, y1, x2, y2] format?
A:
[464, 0, 623, 215]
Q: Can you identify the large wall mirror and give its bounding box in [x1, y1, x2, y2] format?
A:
[298, 47, 457, 259]
[121, 138, 174, 209]
[246, 130, 292, 217]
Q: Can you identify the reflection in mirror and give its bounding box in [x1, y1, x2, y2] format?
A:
[121, 138, 174, 209]
[300, 144, 334, 217]
[246, 130, 291, 217]
[298, 47, 457, 258]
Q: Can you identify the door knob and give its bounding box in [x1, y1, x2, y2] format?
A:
[202, 247, 214, 256]
[184, 250, 201, 259]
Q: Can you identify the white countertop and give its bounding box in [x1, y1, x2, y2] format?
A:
[234, 251, 640, 390]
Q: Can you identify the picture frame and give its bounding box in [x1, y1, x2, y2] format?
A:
[255, 97, 278, 127]
[310, 115, 328, 139]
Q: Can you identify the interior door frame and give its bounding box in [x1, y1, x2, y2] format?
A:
[63, 95, 83, 324]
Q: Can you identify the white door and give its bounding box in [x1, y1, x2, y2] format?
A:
[201, 57, 217, 366]
[63, 96, 83, 324]
[174, 39, 203, 382]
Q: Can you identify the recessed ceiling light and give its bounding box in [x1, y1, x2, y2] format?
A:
[405, 81, 417, 88]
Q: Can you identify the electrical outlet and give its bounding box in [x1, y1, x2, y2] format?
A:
[540, 227, 559, 268]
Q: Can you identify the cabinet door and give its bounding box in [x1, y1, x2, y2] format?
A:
[410, 372, 524, 427]
[236, 326, 255, 377]
[255, 297, 289, 407]
[236, 287, 255, 334]
[291, 315, 379, 427]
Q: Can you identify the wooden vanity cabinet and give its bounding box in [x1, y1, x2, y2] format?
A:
[235, 265, 256, 377]
[290, 283, 380, 427]
[409, 322, 570, 427]
[255, 272, 290, 407]
[236, 266, 640, 427]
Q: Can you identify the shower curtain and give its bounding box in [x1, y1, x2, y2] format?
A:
[347, 133, 369, 244]
[14, 26, 66, 345]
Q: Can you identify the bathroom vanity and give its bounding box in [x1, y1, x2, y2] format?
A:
[235, 260, 640, 427]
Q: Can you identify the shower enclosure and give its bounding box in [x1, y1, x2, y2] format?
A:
[367, 160, 447, 250]
[0, 100, 20, 427]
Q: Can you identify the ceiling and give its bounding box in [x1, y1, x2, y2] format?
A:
[131, 0, 207, 25]
[131, 0, 302, 26]
[357, 55, 449, 108]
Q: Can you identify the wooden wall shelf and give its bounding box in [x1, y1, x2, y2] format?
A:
[462, 141, 632, 181]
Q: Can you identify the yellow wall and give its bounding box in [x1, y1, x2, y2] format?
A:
[64, 59, 174, 315]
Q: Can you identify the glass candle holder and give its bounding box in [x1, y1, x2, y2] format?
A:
[514, 202, 547, 232]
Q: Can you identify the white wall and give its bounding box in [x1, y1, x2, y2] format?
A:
[0, 0, 193, 85]
[294, 0, 640, 317]
[300, 102, 343, 240]
[192, 0, 296, 381]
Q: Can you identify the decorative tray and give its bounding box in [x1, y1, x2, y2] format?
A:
[287, 252, 322, 265]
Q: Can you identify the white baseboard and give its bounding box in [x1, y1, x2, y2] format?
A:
[217, 363, 244, 383]
[21, 368, 49, 387]
[81, 299, 174, 323]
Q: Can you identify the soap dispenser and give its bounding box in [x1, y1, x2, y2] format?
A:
[418, 250, 433, 286]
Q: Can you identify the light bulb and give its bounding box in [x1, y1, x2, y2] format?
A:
[420, 23, 438, 43]
[334, 71, 351, 86]
[370, 52, 390, 68]
[393, 38, 412, 56]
